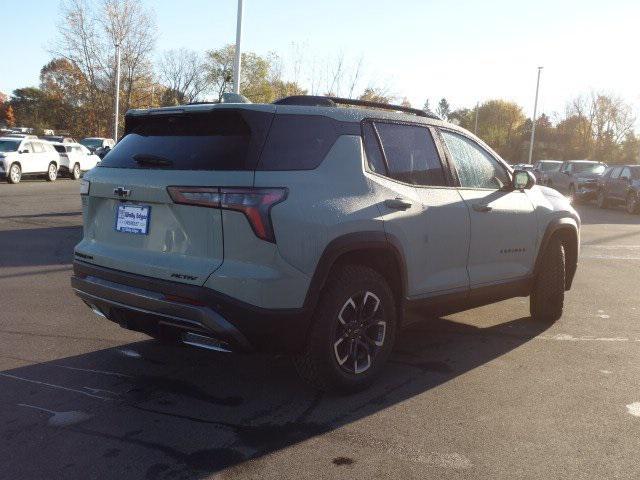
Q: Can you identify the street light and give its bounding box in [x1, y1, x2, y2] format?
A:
[113, 43, 121, 141]
[232, 0, 244, 94]
[527, 66, 543, 165]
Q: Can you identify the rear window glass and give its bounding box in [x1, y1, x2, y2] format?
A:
[100, 110, 272, 170]
[258, 114, 339, 170]
[375, 122, 446, 186]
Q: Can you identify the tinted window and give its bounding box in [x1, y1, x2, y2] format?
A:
[53, 145, 66, 153]
[441, 130, 510, 189]
[100, 110, 272, 170]
[0, 140, 20, 152]
[610, 167, 622, 179]
[258, 115, 338, 170]
[361, 122, 386, 175]
[374, 122, 446, 186]
[573, 163, 606, 174]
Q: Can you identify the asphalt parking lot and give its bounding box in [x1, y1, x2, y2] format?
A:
[1, 180, 639, 479]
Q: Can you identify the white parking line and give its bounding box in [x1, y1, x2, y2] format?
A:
[0, 372, 111, 400]
[537, 334, 631, 342]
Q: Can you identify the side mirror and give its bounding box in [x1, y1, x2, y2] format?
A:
[513, 170, 536, 190]
[19, 150, 28, 154]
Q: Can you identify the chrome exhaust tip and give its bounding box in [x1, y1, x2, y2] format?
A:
[182, 332, 232, 353]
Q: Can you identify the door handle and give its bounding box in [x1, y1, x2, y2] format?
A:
[384, 198, 412, 211]
[472, 203, 492, 213]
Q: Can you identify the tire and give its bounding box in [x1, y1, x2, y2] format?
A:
[596, 190, 608, 209]
[70, 163, 81, 180]
[626, 192, 640, 215]
[7, 163, 21, 184]
[293, 265, 397, 392]
[46, 162, 58, 182]
[530, 237, 566, 323]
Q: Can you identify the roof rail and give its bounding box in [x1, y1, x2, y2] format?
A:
[273, 95, 440, 120]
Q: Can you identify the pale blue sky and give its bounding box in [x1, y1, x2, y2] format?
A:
[2, 0, 639, 124]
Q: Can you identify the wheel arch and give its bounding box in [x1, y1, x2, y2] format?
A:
[534, 217, 579, 290]
[303, 231, 408, 323]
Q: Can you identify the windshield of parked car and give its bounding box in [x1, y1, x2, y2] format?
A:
[80, 138, 103, 149]
[573, 163, 606, 174]
[0, 140, 20, 152]
[538, 162, 562, 171]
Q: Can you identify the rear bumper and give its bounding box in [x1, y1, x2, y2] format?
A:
[71, 261, 312, 353]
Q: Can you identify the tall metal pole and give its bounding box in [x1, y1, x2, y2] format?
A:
[114, 43, 121, 140]
[474, 101, 479, 135]
[232, 0, 244, 94]
[527, 66, 543, 164]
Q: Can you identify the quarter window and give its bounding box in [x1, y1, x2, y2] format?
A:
[361, 122, 386, 174]
[373, 122, 446, 186]
[441, 130, 510, 189]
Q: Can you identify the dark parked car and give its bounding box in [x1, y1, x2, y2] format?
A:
[596, 165, 640, 214]
[546, 160, 607, 202]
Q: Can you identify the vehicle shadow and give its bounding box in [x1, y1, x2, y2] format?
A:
[0, 226, 81, 267]
[575, 203, 640, 226]
[0, 314, 549, 479]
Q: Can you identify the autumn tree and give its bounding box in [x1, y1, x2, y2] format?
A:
[4, 105, 15, 128]
[158, 49, 210, 105]
[53, 0, 157, 136]
[359, 87, 391, 104]
[204, 45, 305, 103]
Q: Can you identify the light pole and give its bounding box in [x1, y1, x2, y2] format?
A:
[527, 66, 543, 165]
[474, 101, 479, 135]
[114, 43, 121, 140]
[232, 0, 244, 94]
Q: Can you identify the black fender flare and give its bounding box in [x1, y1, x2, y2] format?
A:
[533, 217, 579, 289]
[302, 231, 408, 311]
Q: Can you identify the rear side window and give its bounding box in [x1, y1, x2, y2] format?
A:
[374, 122, 446, 186]
[100, 110, 272, 170]
[53, 145, 66, 153]
[258, 115, 339, 170]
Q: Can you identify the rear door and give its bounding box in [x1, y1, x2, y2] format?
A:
[363, 120, 470, 297]
[608, 167, 623, 200]
[440, 129, 537, 286]
[76, 106, 275, 286]
[618, 167, 632, 200]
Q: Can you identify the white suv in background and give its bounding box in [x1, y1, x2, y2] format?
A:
[52, 142, 101, 179]
[0, 137, 60, 183]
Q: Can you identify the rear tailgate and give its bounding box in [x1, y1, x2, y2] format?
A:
[75, 106, 275, 286]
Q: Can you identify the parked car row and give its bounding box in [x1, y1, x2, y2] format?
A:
[0, 136, 101, 183]
[532, 158, 639, 214]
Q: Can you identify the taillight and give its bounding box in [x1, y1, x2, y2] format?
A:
[167, 186, 287, 243]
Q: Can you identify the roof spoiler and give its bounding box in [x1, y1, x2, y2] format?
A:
[273, 95, 440, 120]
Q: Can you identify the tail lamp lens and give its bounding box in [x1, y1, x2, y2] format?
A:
[167, 186, 287, 243]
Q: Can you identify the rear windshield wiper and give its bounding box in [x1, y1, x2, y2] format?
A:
[132, 153, 173, 167]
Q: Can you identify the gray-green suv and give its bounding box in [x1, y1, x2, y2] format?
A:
[71, 95, 580, 391]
